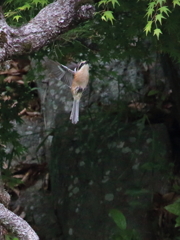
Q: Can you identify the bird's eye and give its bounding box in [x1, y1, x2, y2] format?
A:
[78, 63, 83, 69]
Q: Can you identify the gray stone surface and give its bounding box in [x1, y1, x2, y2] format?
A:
[51, 123, 170, 240]
[12, 57, 172, 240]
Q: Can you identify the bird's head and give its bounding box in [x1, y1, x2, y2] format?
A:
[76, 61, 88, 71]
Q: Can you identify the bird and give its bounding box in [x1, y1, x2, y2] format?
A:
[43, 57, 89, 124]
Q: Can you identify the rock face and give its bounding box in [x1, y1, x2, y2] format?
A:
[51, 123, 170, 240]
[48, 57, 171, 240]
[13, 57, 173, 240]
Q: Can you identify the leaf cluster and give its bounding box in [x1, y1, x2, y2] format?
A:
[0, 75, 35, 167]
[165, 199, 180, 228]
[97, 0, 120, 23]
[143, 0, 180, 39]
[2, 0, 52, 25]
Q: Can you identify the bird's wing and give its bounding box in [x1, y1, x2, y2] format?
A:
[43, 57, 74, 86]
[60, 64, 75, 86]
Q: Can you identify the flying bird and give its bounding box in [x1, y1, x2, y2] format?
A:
[43, 57, 89, 124]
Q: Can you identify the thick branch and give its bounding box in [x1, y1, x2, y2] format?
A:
[0, 204, 39, 240]
[0, 0, 95, 62]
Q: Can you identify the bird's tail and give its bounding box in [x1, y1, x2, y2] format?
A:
[70, 100, 80, 124]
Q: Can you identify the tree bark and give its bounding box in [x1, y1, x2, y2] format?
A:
[0, 204, 39, 240]
[0, 0, 95, 62]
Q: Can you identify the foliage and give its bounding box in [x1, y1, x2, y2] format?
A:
[97, 0, 180, 41]
[109, 209, 140, 240]
[143, 0, 180, 39]
[3, 0, 52, 25]
[144, 1, 171, 39]
[5, 235, 19, 240]
[44, 1, 153, 70]
[0, 58, 38, 168]
[0, 79, 32, 167]
[165, 199, 180, 228]
[2, 168, 22, 188]
[93, 0, 180, 62]
[97, 0, 120, 23]
[109, 209, 127, 230]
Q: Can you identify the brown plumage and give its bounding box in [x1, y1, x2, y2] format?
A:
[43, 58, 89, 124]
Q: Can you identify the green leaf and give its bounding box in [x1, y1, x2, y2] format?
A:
[155, 14, 166, 24]
[144, 21, 153, 35]
[153, 28, 162, 39]
[173, 0, 180, 7]
[13, 15, 22, 22]
[3, 0, 13, 4]
[102, 11, 115, 24]
[157, 0, 167, 6]
[146, 2, 156, 18]
[165, 200, 180, 215]
[158, 6, 171, 16]
[5, 236, 19, 240]
[145, 8, 154, 18]
[111, 0, 120, 8]
[101, 15, 107, 21]
[148, 2, 156, 9]
[4, 11, 18, 18]
[147, 89, 159, 96]
[175, 216, 180, 227]
[109, 209, 127, 230]
[98, 0, 108, 7]
[31, 0, 48, 7]
[18, 3, 31, 11]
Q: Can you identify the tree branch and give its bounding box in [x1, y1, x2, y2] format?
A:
[0, 204, 39, 240]
[0, 0, 95, 62]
